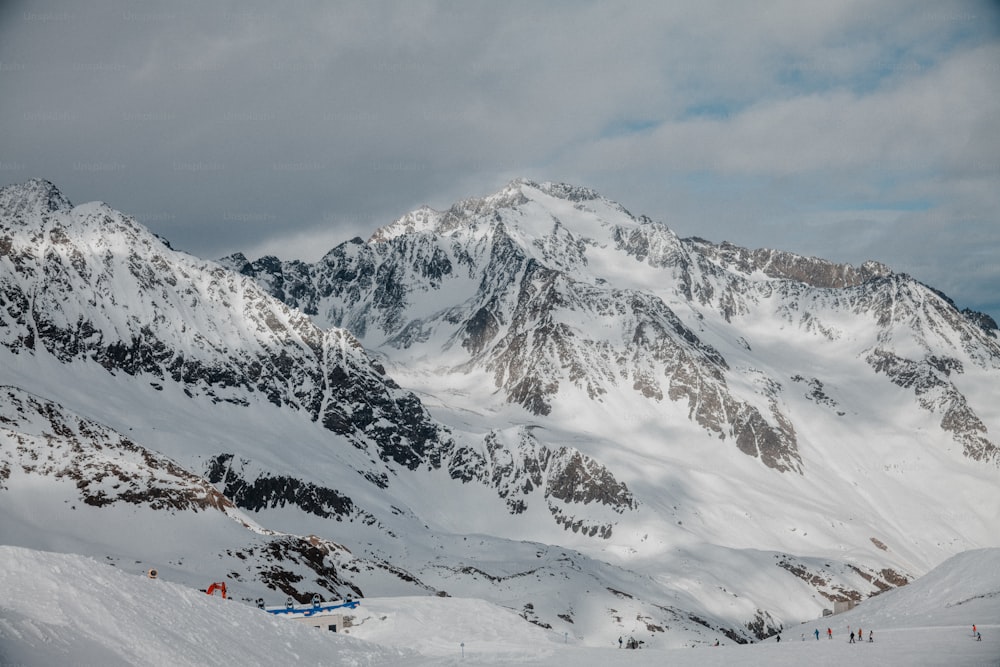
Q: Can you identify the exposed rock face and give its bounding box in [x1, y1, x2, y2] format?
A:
[0, 178, 636, 539]
[0, 385, 232, 513]
[686, 239, 892, 288]
[0, 180, 451, 482]
[961, 308, 998, 336]
[230, 179, 999, 473]
[445, 426, 637, 537]
[774, 553, 909, 604]
[226, 180, 858, 474]
[0, 384, 440, 603]
[866, 348, 998, 462]
[205, 453, 378, 524]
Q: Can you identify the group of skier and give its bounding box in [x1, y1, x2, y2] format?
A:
[782, 625, 871, 644]
[807, 623, 984, 645]
[798, 626, 863, 643]
[778, 626, 870, 643]
[798, 626, 873, 643]
[847, 626, 873, 643]
[663, 621, 982, 648]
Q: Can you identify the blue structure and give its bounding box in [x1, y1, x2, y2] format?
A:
[264, 598, 360, 617]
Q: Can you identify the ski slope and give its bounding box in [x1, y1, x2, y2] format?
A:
[1, 545, 997, 666]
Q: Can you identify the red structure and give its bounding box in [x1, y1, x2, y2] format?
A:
[206, 582, 227, 599]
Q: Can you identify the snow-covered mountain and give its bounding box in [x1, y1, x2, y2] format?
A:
[2, 177, 998, 649]
[223, 179, 999, 469]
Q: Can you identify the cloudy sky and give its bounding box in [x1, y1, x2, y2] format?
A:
[2, 0, 998, 320]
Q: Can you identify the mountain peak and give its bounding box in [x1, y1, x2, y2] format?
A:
[370, 179, 619, 243]
[368, 205, 441, 243]
[518, 179, 602, 202]
[0, 177, 74, 217]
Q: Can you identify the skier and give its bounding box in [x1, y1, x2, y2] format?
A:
[977, 632, 982, 641]
[857, 626, 862, 641]
[868, 630, 873, 643]
[973, 624, 976, 635]
[827, 627, 832, 639]
[814, 628, 820, 640]
[849, 631, 855, 644]
[776, 634, 781, 643]
[618, 636, 622, 649]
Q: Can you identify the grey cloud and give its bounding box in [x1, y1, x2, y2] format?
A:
[1, 0, 998, 321]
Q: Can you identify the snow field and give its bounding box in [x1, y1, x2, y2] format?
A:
[2, 545, 998, 666]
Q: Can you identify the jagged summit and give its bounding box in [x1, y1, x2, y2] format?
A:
[367, 179, 892, 293]
[0, 177, 74, 218]
[527, 179, 603, 201]
[0, 179, 177, 265]
[369, 178, 626, 243]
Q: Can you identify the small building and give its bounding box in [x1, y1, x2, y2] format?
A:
[291, 611, 344, 632]
[833, 600, 857, 614]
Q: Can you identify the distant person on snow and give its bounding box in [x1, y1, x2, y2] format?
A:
[849, 631, 855, 644]
[776, 634, 781, 643]
[973, 624, 976, 635]
[814, 628, 820, 640]
[858, 627, 862, 641]
[827, 628, 832, 639]
[618, 636, 622, 649]
[977, 632, 982, 641]
[869, 630, 873, 642]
